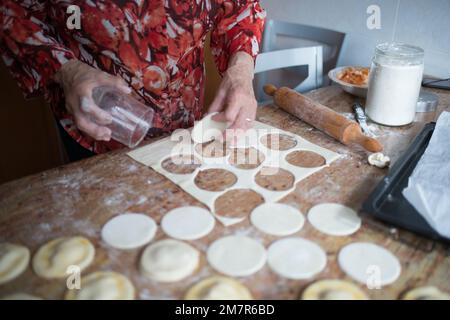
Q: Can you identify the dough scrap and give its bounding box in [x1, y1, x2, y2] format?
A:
[65, 271, 135, 300]
[267, 237, 326, 280]
[140, 239, 200, 282]
[302, 279, 368, 300]
[1, 293, 42, 300]
[185, 276, 253, 300]
[192, 113, 228, 144]
[101, 213, 157, 250]
[0, 243, 30, 285]
[161, 206, 215, 240]
[207, 235, 266, 277]
[250, 203, 304, 236]
[307, 203, 361, 236]
[402, 286, 450, 300]
[338, 242, 401, 286]
[32, 236, 95, 279]
[368, 152, 390, 168]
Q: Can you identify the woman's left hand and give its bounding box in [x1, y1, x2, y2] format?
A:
[207, 52, 257, 140]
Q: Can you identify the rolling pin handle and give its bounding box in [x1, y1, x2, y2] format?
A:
[263, 84, 278, 96]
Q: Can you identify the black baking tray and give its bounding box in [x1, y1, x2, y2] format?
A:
[362, 122, 450, 243]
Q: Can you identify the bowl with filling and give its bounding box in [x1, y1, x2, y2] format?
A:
[328, 66, 370, 98]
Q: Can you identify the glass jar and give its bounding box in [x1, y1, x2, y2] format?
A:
[365, 43, 424, 126]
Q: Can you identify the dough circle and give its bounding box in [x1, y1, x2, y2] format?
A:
[185, 276, 253, 300]
[250, 203, 305, 236]
[1, 293, 42, 300]
[140, 239, 200, 282]
[101, 213, 157, 250]
[402, 286, 450, 300]
[161, 206, 215, 240]
[302, 279, 368, 300]
[0, 243, 30, 285]
[192, 113, 228, 144]
[308, 203, 361, 236]
[32, 236, 95, 279]
[267, 237, 326, 280]
[338, 242, 401, 286]
[65, 271, 135, 300]
[207, 235, 266, 277]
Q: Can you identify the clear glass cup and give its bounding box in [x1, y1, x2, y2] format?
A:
[92, 86, 154, 148]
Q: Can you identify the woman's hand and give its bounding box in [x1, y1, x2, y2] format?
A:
[207, 52, 257, 140]
[54, 59, 131, 141]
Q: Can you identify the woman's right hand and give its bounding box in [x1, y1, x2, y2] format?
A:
[54, 59, 131, 141]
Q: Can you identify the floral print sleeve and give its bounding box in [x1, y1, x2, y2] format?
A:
[210, 0, 266, 74]
[0, 1, 75, 99]
[0, 1, 265, 154]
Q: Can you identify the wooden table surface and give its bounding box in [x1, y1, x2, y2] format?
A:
[1, 85, 449, 300]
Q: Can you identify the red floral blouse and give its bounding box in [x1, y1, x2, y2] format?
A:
[0, 0, 265, 153]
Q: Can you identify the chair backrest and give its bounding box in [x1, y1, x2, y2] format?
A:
[254, 46, 323, 103]
[262, 20, 346, 77]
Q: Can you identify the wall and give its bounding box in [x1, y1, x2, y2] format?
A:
[260, 0, 450, 78]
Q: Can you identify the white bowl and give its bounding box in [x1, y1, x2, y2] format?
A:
[328, 66, 369, 98]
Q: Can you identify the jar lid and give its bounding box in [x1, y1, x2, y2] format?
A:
[375, 43, 424, 66]
[416, 91, 438, 112]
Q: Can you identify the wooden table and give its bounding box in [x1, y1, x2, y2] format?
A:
[1, 86, 449, 300]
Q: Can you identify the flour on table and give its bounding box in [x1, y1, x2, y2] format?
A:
[250, 203, 304, 236]
[338, 242, 401, 286]
[65, 271, 135, 300]
[267, 237, 327, 280]
[307, 203, 361, 236]
[207, 235, 266, 277]
[161, 206, 215, 240]
[140, 239, 200, 282]
[101, 213, 157, 250]
[0, 243, 30, 285]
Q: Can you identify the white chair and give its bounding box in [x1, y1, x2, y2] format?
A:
[254, 46, 323, 103]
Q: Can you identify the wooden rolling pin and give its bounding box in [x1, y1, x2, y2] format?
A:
[264, 84, 383, 152]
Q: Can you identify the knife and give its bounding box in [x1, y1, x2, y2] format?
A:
[352, 102, 372, 136]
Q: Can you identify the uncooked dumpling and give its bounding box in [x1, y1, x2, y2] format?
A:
[402, 286, 450, 300]
[302, 279, 368, 300]
[101, 213, 157, 250]
[65, 271, 135, 300]
[185, 276, 253, 300]
[1, 293, 42, 300]
[140, 239, 200, 282]
[0, 243, 30, 285]
[32, 236, 95, 279]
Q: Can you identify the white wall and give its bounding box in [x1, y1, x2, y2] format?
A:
[260, 0, 450, 78]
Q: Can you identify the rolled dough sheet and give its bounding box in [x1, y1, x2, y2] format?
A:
[307, 203, 361, 236]
[161, 206, 215, 240]
[338, 242, 401, 286]
[207, 235, 266, 277]
[101, 213, 157, 250]
[250, 203, 305, 236]
[128, 121, 340, 226]
[267, 237, 327, 280]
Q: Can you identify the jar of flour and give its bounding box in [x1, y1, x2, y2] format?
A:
[366, 43, 424, 126]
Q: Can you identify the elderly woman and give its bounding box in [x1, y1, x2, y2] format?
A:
[1, 1, 265, 160]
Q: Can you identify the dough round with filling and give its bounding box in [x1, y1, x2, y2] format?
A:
[207, 235, 266, 277]
[267, 237, 326, 280]
[185, 276, 253, 300]
[1, 293, 42, 300]
[65, 271, 135, 300]
[161, 206, 215, 240]
[0, 243, 30, 285]
[101, 213, 157, 250]
[338, 242, 401, 286]
[308, 203, 361, 236]
[32, 236, 95, 279]
[302, 279, 368, 300]
[250, 203, 304, 236]
[402, 286, 450, 300]
[192, 112, 228, 143]
[140, 239, 200, 282]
